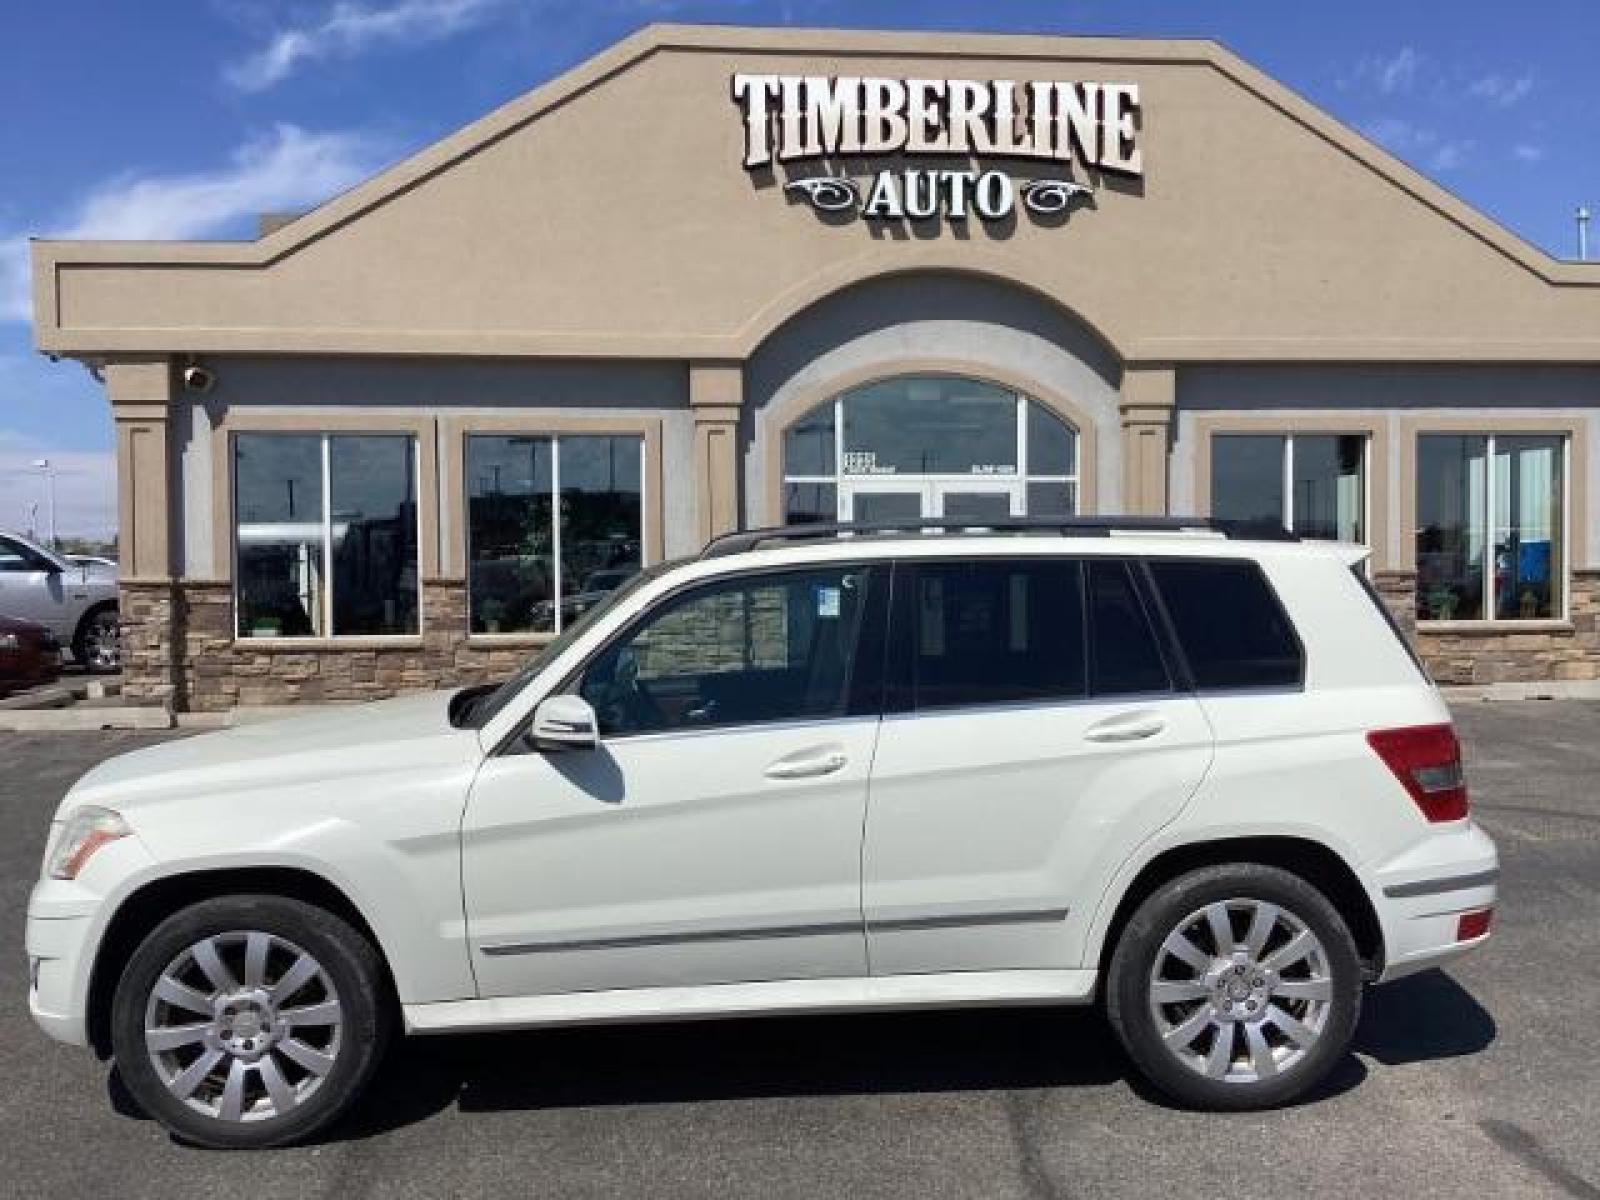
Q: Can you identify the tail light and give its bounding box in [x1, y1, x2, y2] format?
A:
[1457, 909, 1493, 941]
[1366, 723, 1469, 822]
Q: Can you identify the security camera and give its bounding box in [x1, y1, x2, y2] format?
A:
[182, 364, 216, 393]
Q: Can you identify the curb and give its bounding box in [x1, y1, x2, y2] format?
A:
[0, 706, 174, 732]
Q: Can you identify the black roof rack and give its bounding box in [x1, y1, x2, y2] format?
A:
[700, 516, 1298, 559]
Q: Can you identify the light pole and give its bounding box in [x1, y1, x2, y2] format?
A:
[30, 459, 57, 549]
[1580, 207, 1592, 262]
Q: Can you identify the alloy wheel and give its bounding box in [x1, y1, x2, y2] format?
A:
[1146, 898, 1334, 1084]
[142, 931, 344, 1124]
[82, 612, 121, 671]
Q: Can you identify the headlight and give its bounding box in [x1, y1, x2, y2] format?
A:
[0, 633, 19, 650]
[46, 806, 132, 880]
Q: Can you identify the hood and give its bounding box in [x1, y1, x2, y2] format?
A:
[63, 689, 482, 816]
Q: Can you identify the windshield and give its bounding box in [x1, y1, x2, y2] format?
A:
[462, 558, 680, 729]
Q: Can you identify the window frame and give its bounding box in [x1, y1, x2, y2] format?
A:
[779, 376, 1081, 523]
[1208, 431, 1370, 544]
[462, 432, 650, 638]
[230, 430, 425, 642]
[1412, 430, 1571, 626]
[551, 560, 892, 742]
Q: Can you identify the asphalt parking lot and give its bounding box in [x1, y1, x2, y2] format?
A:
[4, 701, 1599, 1199]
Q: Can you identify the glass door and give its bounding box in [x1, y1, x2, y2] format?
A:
[933, 481, 1022, 521]
[841, 481, 931, 524]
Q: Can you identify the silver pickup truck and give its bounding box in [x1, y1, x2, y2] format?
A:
[0, 530, 119, 671]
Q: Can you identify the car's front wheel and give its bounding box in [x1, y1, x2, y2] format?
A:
[73, 607, 121, 673]
[1105, 863, 1362, 1110]
[110, 895, 391, 1148]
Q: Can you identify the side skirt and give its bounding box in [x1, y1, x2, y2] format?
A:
[403, 969, 1099, 1035]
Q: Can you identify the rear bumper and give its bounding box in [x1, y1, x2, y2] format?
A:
[1370, 821, 1499, 983]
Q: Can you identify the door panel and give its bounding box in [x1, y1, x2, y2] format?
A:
[863, 557, 1215, 975]
[864, 697, 1213, 975]
[462, 561, 887, 999]
[0, 537, 64, 633]
[463, 719, 879, 997]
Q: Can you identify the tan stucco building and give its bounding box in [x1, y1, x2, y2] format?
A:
[30, 25, 1600, 710]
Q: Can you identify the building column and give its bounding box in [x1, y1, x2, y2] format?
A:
[105, 356, 179, 708]
[690, 361, 742, 544]
[1120, 365, 1175, 516]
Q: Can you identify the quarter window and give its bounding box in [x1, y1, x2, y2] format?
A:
[1211, 433, 1365, 542]
[1415, 433, 1564, 622]
[465, 435, 644, 634]
[234, 433, 420, 639]
[1148, 560, 1302, 690]
[900, 560, 1086, 711]
[577, 566, 879, 736]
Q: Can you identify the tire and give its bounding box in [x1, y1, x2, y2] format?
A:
[1105, 863, 1362, 1111]
[110, 895, 391, 1149]
[73, 606, 121, 673]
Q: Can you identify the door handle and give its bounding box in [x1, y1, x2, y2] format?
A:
[1083, 713, 1167, 743]
[765, 748, 849, 780]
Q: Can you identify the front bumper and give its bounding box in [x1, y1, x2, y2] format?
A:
[25, 835, 157, 1048]
[1371, 820, 1499, 982]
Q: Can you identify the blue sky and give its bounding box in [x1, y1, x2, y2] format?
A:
[2, 0, 1597, 536]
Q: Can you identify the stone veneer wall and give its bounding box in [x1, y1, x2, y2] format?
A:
[123, 571, 1600, 710]
[1374, 569, 1600, 685]
[122, 580, 538, 712]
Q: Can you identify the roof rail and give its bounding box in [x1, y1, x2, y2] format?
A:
[699, 516, 1297, 559]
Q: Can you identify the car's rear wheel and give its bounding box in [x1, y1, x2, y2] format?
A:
[1105, 863, 1362, 1110]
[110, 895, 390, 1149]
[73, 607, 121, 673]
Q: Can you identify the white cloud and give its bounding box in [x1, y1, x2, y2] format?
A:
[1361, 117, 1473, 173]
[1469, 72, 1535, 108]
[0, 429, 116, 541]
[1512, 143, 1546, 165]
[1344, 47, 1422, 96]
[2, 123, 389, 322]
[225, 0, 505, 91]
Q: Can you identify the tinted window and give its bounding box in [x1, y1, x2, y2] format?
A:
[1087, 560, 1171, 696]
[1148, 560, 1302, 690]
[577, 565, 879, 736]
[0, 537, 45, 572]
[902, 560, 1085, 710]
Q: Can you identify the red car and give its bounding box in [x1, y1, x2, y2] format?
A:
[0, 613, 60, 693]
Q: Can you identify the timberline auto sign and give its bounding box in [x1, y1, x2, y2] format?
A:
[731, 74, 1143, 224]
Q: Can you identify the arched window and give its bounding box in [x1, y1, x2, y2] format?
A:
[781, 376, 1078, 524]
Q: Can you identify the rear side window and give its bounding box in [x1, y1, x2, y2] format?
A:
[1148, 560, 1303, 690]
[1087, 560, 1172, 696]
[900, 559, 1085, 710]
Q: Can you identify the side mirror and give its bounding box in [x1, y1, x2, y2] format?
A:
[530, 694, 600, 751]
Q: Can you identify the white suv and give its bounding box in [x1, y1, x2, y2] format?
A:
[26, 518, 1498, 1148]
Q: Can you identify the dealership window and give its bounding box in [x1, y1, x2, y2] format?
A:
[234, 433, 420, 639]
[1210, 433, 1365, 542]
[1415, 434, 1565, 622]
[781, 376, 1078, 524]
[466, 434, 644, 634]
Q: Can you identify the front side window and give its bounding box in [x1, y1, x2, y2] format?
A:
[899, 559, 1086, 711]
[234, 433, 419, 638]
[1416, 433, 1564, 622]
[466, 435, 643, 635]
[1148, 559, 1303, 691]
[1211, 433, 1365, 542]
[576, 565, 879, 736]
[0, 536, 50, 572]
